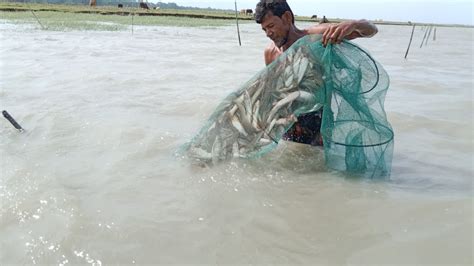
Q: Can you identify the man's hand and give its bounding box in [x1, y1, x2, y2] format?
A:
[322, 20, 377, 46]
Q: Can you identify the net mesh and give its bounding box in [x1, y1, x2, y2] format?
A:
[183, 34, 393, 178]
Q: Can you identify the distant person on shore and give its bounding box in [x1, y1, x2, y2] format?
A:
[255, 0, 378, 146]
[320, 15, 329, 24]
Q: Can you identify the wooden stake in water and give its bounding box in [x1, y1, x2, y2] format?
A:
[234, 0, 242, 46]
[131, 13, 134, 35]
[2, 110, 24, 132]
[425, 26, 433, 46]
[433, 27, 437, 41]
[404, 24, 416, 59]
[419, 26, 429, 48]
[131, 3, 137, 35]
[25, 2, 45, 30]
[30, 10, 45, 30]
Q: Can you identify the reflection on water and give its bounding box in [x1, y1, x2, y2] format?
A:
[0, 22, 472, 264]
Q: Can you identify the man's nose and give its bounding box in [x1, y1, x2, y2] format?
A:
[266, 30, 273, 38]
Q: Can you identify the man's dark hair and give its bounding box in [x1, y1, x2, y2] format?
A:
[255, 0, 295, 24]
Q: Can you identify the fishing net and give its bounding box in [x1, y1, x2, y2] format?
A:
[183, 34, 393, 178]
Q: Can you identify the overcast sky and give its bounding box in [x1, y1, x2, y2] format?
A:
[158, 0, 473, 25]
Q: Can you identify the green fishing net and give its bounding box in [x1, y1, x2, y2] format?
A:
[183, 34, 394, 178]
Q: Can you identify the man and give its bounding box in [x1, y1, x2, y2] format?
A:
[255, 0, 378, 146]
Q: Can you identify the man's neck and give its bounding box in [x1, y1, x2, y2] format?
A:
[280, 26, 307, 51]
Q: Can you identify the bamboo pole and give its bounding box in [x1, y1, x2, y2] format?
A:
[419, 26, 429, 48]
[30, 9, 45, 30]
[234, 0, 242, 46]
[433, 27, 437, 41]
[404, 24, 416, 59]
[424, 26, 433, 46]
[132, 1, 139, 35]
[2, 110, 24, 133]
[25, 1, 45, 30]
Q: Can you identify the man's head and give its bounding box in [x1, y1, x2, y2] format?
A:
[255, 0, 295, 47]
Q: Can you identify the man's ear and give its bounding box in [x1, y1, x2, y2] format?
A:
[282, 11, 293, 24]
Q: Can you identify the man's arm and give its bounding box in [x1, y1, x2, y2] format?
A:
[307, 19, 378, 46]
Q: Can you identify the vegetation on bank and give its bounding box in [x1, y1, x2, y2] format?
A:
[0, 2, 259, 30]
[0, 2, 471, 30]
[0, 10, 240, 30]
[0, 2, 252, 30]
[0, 2, 318, 21]
[0, 2, 251, 19]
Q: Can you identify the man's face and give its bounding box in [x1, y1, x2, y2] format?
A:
[260, 11, 291, 48]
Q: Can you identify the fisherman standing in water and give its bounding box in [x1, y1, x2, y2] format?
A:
[255, 0, 378, 146]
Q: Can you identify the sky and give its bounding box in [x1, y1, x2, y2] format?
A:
[156, 0, 473, 25]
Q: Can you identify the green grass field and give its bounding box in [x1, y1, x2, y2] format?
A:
[0, 10, 244, 31]
[0, 2, 317, 20]
[0, 2, 264, 30]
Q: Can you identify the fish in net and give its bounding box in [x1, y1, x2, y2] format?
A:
[182, 34, 394, 178]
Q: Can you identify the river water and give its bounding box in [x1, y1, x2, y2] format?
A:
[0, 20, 472, 265]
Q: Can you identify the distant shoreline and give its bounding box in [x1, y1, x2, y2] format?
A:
[1, 2, 472, 29]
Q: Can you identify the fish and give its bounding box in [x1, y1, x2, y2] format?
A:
[187, 42, 324, 165]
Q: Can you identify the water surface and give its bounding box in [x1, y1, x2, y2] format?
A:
[0, 21, 472, 265]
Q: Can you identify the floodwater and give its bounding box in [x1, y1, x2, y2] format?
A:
[0, 20, 472, 265]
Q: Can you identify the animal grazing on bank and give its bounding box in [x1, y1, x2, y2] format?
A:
[139, 2, 150, 9]
[240, 9, 253, 16]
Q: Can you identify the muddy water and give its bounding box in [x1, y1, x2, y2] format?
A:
[0, 21, 472, 265]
